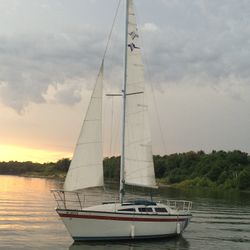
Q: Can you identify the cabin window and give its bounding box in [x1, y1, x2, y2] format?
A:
[118, 208, 136, 212]
[155, 207, 168, 213]
[138, 207, 153, 213]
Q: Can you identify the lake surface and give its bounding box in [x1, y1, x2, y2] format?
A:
[0, 175, 249, 250]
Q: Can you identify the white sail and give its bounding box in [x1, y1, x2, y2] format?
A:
[124, 0, 157, 188]
[64, 64, 104, 191]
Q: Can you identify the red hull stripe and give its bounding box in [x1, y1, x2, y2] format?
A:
[59, 213, 188, 222]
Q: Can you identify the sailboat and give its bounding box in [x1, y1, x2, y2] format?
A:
[52, 0, 192, 241]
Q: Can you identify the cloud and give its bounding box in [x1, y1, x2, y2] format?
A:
[1, 0, 250, 113]
[141, 23, 160, 33]
[0, 28, 106, 113]
[141, 0, 250, 90]
[44, 80, 82, 105]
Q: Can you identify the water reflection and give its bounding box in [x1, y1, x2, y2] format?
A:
[0, 175, 69, 250]
[0, 175, 249, 250]
[69, 236, 190, 250]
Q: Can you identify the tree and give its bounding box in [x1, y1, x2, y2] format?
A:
[55, 158, 71, 171]
[238, 168, 250, 190]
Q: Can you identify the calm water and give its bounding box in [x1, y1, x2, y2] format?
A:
[0, 175, 249, 250]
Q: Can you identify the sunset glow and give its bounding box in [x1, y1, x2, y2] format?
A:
[0, 144, 71, 163]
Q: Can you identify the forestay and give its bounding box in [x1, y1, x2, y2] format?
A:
[64, 64, 104, 191]
[124, 0, 157, 189]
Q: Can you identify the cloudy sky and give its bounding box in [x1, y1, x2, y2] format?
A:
[0, 0, 250, 162]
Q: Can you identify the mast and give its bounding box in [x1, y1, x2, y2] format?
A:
[119, 0, 129, 203]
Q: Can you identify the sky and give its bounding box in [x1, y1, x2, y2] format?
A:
[0, 0, 250, 163]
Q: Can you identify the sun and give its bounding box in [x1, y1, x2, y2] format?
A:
[0, 144, 72, 163]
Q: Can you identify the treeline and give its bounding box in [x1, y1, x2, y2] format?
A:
[0, 158, 71, 178]
[103, 150, 250, 190]
[0, 150, 250, 190]
[153, 150, 250, 190]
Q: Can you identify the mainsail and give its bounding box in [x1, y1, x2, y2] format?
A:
[64, 63, 104, 191]
[124, 0, 156, 188]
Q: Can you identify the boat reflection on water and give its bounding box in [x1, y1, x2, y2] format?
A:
[68, 236, 190, 250]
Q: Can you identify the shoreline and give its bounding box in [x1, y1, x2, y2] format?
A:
[1, 151, 250, 191]
[1, 173, 249, 193]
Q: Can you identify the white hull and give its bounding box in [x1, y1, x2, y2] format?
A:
[57, 209, 191, 241]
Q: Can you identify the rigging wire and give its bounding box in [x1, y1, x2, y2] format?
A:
[104, 0, 123, 158]
[109, 96, 114, 156]
[97, 0, 122, 158]
[101, 0, 122, 63]
[147, 64, 168, 155]
[39, 1, 122, 154]
[113, 100, 121, 156]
